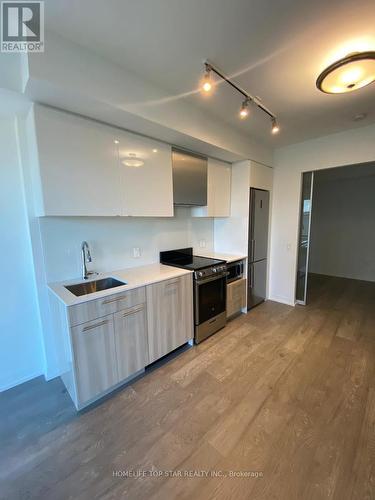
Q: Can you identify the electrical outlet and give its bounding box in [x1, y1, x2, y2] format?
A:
[133, 247, 141, 258]
[199, 239, 206, 248]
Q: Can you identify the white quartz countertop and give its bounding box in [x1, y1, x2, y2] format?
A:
[198, 251, 247, 263]
[48, 263, 192, 307]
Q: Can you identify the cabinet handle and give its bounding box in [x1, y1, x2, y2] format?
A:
[82, 320, 109, 332]
[122, 305, 144, 317]
[102, 295, 127, 305]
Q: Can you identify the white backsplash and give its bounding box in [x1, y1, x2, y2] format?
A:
[39, 207, 214, 282]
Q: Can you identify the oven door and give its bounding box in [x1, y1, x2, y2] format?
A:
[194, 273, 227, 325]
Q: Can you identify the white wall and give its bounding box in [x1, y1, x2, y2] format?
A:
[0, 117, 44, 391]
[310, 173, 375, 282]
[40, 210, 214, 283]
[270, 123, 375, 305]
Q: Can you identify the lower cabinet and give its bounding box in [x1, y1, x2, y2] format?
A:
[146, 274, 193, 364]
[227, 279, 247, 318]
[72, 315, 119, 405]
[114, 304, 148, 381]
[59, 276, 193, 409]
[70, 290, 148, 408]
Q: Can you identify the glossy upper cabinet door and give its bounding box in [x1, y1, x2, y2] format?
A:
[191, 158, 231, 217]
[32, 105, 121, 216]
[116, 131, 173, 216]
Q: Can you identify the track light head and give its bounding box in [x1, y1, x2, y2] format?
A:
[271, 118, 280, 134]
[201, 65, 213, 93]
[239, 98, 250, 119]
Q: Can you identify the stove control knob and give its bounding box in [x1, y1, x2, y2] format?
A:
[213, 268, 217, 273]
[198, 271, 203, 278]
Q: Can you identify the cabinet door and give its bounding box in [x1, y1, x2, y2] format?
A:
[191, 158, 231, 217]
[147, 274, 193, 364]
[114, 305, 148, 381]
[227, 279, 246, 318]
[71, 315, 118, 405]
[33, 104, 121, 216]
[116, 130, 173, 216]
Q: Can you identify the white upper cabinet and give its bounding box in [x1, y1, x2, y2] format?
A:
[30, 104, 173, 217]
[31, 105, 122, 216]
[191, 158, 231, 217]
[115, 130, 173, 217]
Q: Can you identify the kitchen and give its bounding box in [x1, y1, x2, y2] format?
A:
[27, 104, 255, 409]
[1, 1, 375, 498]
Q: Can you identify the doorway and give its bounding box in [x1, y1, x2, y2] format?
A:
[295, 162, 375, 305]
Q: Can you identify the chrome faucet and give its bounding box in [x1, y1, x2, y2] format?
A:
[81, 241, 97, 280]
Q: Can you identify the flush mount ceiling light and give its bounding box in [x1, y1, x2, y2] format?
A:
[200, 61, 279, 135]
[121, 154, 144, 167]
[316, 51, 375, 94]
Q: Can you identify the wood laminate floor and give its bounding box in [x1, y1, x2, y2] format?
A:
[1, 275, 375, 500]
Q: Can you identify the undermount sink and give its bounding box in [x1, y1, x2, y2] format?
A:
[65, 277, 126, 297]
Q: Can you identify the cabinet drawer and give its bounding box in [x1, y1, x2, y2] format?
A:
[68, 286, 146, 326]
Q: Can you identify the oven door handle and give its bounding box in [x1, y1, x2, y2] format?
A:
[195, 273, 227, 286]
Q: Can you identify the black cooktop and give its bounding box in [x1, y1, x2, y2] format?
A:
[160, 247, 225, 271]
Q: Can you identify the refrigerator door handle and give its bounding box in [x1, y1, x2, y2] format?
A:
[250, 263, 254, 288]
[250, 239, 255, 261]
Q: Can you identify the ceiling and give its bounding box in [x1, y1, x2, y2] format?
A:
[45, 0, 375, 147]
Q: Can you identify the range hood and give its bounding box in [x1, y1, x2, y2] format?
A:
[172, 149, 207, 206]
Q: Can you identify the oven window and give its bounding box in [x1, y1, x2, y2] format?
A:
[197, 277, 226, 324]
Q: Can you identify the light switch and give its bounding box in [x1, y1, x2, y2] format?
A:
[133, 247, 141, 258]
[199, 239, 206, 248]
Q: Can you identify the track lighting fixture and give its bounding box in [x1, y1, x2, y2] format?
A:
[201, 61, 279, 134]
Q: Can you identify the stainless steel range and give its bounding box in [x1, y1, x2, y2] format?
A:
[160, 248, 227, 343]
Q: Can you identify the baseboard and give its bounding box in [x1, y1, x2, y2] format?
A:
[0, 370, 44, 393]
[268, 295, 296, 307]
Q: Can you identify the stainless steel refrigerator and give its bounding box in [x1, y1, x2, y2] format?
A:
[248, 188, 270, 309]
